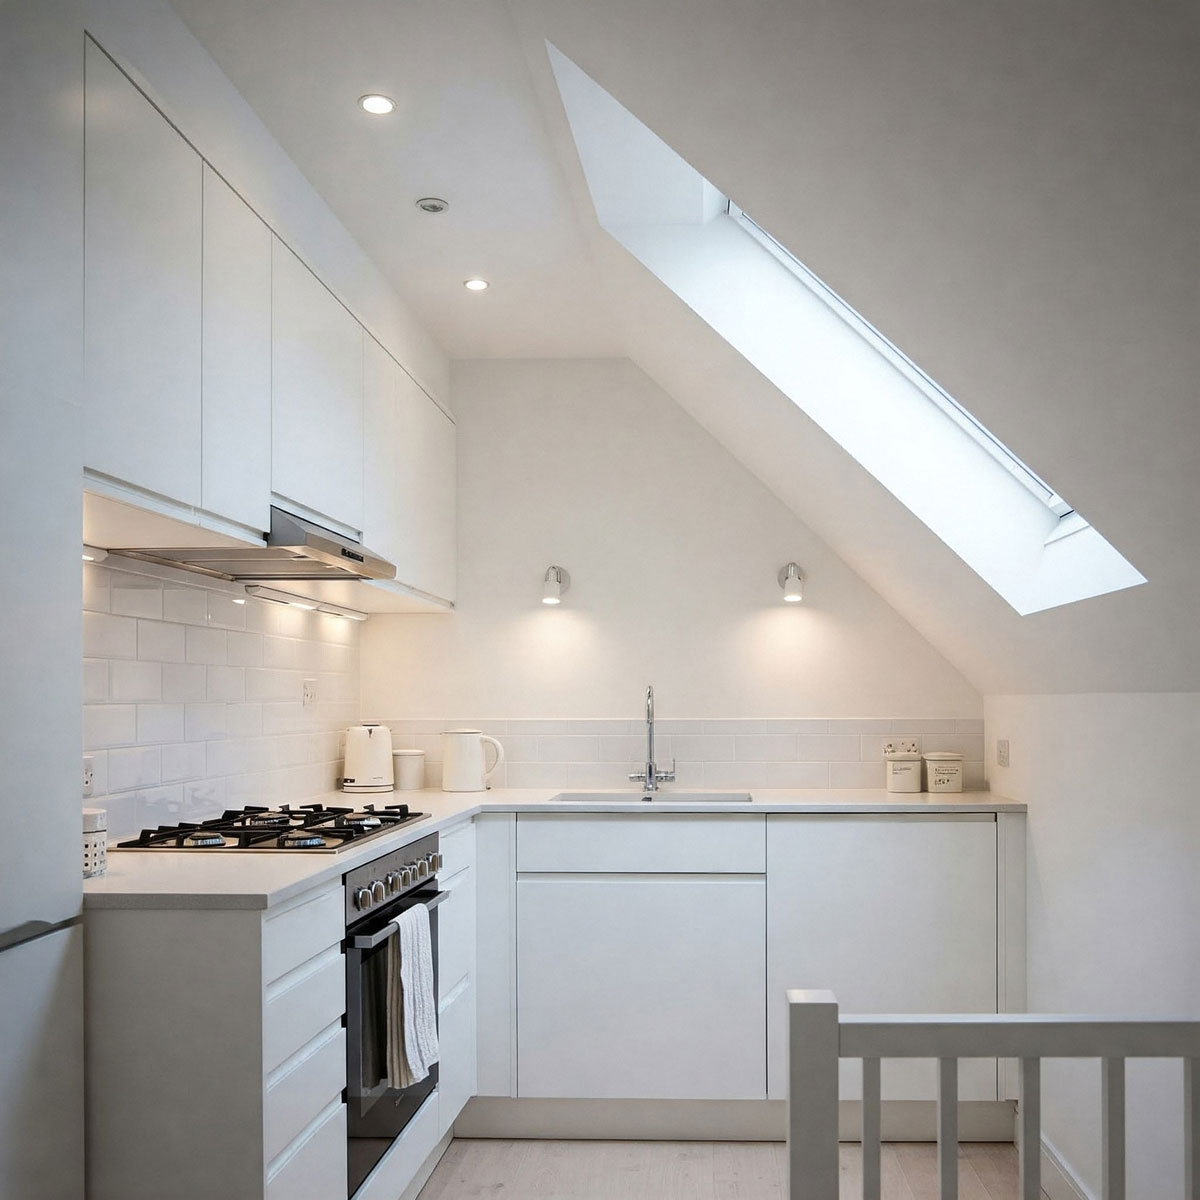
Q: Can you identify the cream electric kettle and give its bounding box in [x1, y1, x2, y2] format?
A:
[440, 729, 505, 792]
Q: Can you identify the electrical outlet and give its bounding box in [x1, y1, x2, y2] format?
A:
[302, 678, 318, 707]
[83, 756, 94, 798]
[996, 738, 1010, 768]
[883, 739, 920, 756]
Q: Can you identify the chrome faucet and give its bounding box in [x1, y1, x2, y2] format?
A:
[629, 685, 675, 792]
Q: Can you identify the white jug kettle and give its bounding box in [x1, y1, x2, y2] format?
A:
[441, 729, 505, 792]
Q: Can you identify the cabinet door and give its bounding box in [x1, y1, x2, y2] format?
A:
[201, 166, 271, 532]
[438, 870, 476, 1003]
[84, 40, 201, 505]
[271, 237, 363, 531]
[363, 335, 456, 601]
[766, 815, 998, 1101]
[437, 981, 476, 1137]
[517, 876, 766, 1099]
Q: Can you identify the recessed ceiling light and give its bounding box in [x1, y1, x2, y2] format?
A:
[416, 197, 448, 214]
[463, 278, 489, 291]
[358, 93, 396, 115]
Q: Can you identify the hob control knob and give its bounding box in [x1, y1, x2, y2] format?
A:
[370, 880, 386, 904]
[354, 887, 372, 911]
[386, 871, 403, 893]
[432, 852, 443, 872]
[416, 859, 429, 879]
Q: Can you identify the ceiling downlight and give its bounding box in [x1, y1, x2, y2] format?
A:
[415, 197, 448, 214]
[463, 278, 489, 291]
[357, 93, 396, 115]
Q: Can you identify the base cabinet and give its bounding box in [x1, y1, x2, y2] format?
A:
[516, 874, 766, 1099]
[766, 814, 999, 1101]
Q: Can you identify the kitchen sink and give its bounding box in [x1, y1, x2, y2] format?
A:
[550, 791, 753, 804]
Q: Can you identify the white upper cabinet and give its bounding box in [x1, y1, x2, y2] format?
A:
[84, 39, 202, 506]
[201, 166, 271, 533]
[271, 238, 364, 533]
[363, 335, 456, 602]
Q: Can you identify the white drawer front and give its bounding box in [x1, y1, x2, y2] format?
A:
[516, 813, 765, 873]
[266, 1097, 346, 1200]
[262, 885, 343, 986]
[265, 1024, 346, 1164]
[439, 819, 476, 881]
[438, 874, 476, 1002]
[264, 947, 345, 1075]
[353, 1092, 439, 1200]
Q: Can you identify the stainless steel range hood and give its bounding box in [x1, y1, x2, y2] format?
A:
[108, 506, 396, 583]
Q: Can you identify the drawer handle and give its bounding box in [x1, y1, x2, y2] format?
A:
[350, 891, 448, 950]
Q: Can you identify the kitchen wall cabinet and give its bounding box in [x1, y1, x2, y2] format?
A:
[201, 165, 272, 532]
[363, 335, 457, 602]
[765, 814, 999, 1102]
[271, 237, 364, 534]
[84, 38, 202, 506]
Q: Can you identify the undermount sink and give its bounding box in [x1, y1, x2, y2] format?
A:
[550, 791, 753, 804]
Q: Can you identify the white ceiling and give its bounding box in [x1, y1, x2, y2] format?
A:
[167, 0, 1200, 694]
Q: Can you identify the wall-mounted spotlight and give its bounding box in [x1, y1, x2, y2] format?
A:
[778, 562, 805, 603]
[542, 566, 570, 605]
[244, 584, 367, 621]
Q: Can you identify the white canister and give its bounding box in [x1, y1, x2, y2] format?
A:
[83, 807, 107, 878]
[393, 749, 426, 791]
[924, 752, 964, 793]
[884, 752, 922, 793]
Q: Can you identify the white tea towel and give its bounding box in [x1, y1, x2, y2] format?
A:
[385, 903, 439, 1087]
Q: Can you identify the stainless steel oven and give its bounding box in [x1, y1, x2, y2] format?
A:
[344, 832, 445, 1196]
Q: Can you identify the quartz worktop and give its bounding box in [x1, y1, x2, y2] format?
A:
[82, 787, 1024, 911]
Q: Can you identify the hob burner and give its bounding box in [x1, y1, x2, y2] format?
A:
[181, 829, 226, 847]
[278, 829, 327, 849]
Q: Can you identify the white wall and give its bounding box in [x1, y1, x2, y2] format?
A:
[986, 692, 1200, 1199]
[83, 560, 360, 841]
[83, 0, 449, 404]
[362, 357, 981, 719]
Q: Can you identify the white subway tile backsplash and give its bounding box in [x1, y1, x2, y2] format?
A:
[263, 636, 298, 668]
[537, 735, 600, 762]
[672, 733, 736, 762]
[225, 703, 263, 737]
[162, 663, 207, 703]
[735, 733, 797, 761]
[137, 620, 186, 663]
[111, 581, 163, 619]
[567, 762, 635, 789]
[84, 611, 137, 659]
[704, 762, 770, 788]
[891, 719, 958, 734]
[185, 703, 227, 742]
[206, 592, 247, 630]
[506, 762, 570, 788]
[763, 762, 831, 788]
[136, 704, 185, 744]
[595, 734, 649, 763]
[506, 719, 569, 735]
[207, 666, 245, 702]
[162, 587, 210, 625]
[829, 761, 887, 789]
[84, 704, 136, 748]
[161, 742, 207, 783]
[185, 626, 227, 665]
[82, 563, 111, 613]
[796, 734, 860, 762]
[108, 745, 160, 791]
[83, 659, 108, 703]
[246, 668, 301, 702]
[110, 660, 162, 702]
[827, 719, 893, 734]
[226, 631, 264, 667]
[955, 719, 985, 735]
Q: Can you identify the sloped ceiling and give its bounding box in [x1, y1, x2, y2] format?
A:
[168, 0, 1200, 693]
[503, 0, 1200, 693]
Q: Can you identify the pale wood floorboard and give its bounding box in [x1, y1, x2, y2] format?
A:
[417, 1139, 1047, 1200]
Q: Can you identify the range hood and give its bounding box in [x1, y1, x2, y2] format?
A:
[108, 506, 396, 583]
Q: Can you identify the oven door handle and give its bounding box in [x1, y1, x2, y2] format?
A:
[350, 890, 448, 950]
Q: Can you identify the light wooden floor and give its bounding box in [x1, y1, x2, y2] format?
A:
[418, 1138, 1044, 1199]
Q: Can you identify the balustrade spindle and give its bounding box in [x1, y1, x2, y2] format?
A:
[1102, 1057, 1126, 1200]
[1018, 1057, 1041, 1200]
[937, 1058, 958, 1200]
[860, 1057, 881, 1200]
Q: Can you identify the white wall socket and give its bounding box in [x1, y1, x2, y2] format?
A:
[83, 755, 94, 798]
[883, 739, 920, 756]
[996, 739, 1010, 768]
[302, 678, 318, 707]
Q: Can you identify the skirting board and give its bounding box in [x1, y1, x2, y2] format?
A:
[1040, 1136, 1093, 1200]
[455, 1098, 1016, 1143]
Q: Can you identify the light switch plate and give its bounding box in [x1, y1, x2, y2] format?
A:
[302, 678, 318, 707]
[83, 755, 94, 798]
[996, 739, 1010, 768]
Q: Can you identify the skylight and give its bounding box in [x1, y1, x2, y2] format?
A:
[548, 44, 1146, 615]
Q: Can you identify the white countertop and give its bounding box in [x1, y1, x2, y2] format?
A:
[83, 787, 1025, 911]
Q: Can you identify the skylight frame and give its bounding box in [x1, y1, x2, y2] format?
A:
[726, 201, 1075, 521]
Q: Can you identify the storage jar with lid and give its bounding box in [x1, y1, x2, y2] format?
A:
[884, 750, 922, 793]
[923, 752, 964, 793]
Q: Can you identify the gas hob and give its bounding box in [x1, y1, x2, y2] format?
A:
[113, 803, 427, 852]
